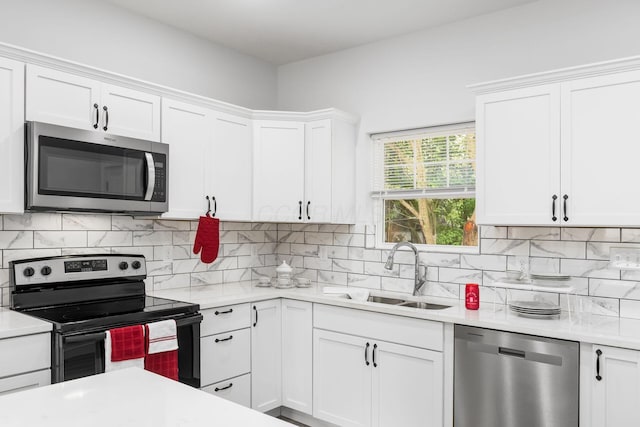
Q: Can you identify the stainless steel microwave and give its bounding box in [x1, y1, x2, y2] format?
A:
[26, 122, 168, 215]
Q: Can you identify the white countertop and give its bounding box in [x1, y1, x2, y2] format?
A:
[150, 282, 640, 351]
[0, 368, 291, 427]
[0, 307, 52, 339]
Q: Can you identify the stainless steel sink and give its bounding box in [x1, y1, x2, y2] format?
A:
[366, 295, 452, 310]
[398, 301, 451, 310]
[367, 295, 406, 305]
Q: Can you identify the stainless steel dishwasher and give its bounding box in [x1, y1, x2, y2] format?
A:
[454, 325, 579, 427]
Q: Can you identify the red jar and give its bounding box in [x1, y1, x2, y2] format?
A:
[465, 283, 479, 310]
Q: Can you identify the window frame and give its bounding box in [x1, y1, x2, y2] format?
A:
[371, 122, 479, 254]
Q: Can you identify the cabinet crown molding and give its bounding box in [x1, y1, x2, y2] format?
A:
[469, 55, 640, 94]
[0, 41, 358, 124]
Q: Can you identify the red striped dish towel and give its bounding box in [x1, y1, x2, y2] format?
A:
[144, 320, 178, 381]
[105, 325, 145, 372]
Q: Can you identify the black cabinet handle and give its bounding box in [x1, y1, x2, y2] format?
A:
[563, 194, 569, 222]
[93, 103, 99, 129]
[253, 305, 258, 327]
[215, 335, 233, 343]
[551, 194, 558, 222]
[373, 343, 378, 368]
[214, 382, 233, 392]
[365, 342, 370, 366]
[306, 201, 311, 220]
[102, 105, 109, 131]
[298, 201, 302, 220]
[596, 349, 602, 381]
[214, 308, 233, 315]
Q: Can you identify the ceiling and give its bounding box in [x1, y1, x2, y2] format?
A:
[104, 0, 537, 65]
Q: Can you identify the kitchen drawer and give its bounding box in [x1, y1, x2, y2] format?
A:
[0, 369, 50, 396]
[202, 373, 251, 408]
[0, 333, 51, 378]
[201, 327, 250, 386]
[201, 303, 251, 337]
[313, 304, 443, 351]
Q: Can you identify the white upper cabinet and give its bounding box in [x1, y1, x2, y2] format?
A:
[100, 83, 160, 141]
[26, 65, 160, 141]
[476, 65, 640, 226]
[0, 57, 25, 214]
[560, 70, 640, 226]
[209, 112, 253, 221]
[254, 116, 356, 224]
[476, 85, 560, 225]
[253, 120, 306, 222]
[162, 99, 211, 219]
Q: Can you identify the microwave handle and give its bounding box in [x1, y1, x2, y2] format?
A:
[144, 152, 156, 201]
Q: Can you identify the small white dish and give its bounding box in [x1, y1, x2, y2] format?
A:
[256, 277, 272, 287]
[295, 278, 311, 288]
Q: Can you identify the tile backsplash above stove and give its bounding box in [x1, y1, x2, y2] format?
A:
[1, 213, 639, 319]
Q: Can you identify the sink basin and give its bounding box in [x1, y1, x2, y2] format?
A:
[367, 296, 406, 305]
[398, 301, 451, 310]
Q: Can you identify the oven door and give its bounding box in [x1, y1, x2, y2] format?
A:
[26, 121, 168, 214]
[55, 314, 202, 386]
[56, 332, 106, 383]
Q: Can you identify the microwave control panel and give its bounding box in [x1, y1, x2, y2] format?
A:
[152, 153, 166, 202]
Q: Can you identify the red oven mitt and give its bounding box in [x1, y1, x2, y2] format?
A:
[193, 214, 220, 264]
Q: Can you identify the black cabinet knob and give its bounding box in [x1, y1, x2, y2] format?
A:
[131, 261, 141, 270]
[41, 266, 52, 276]
[119, 261, 129, 270]
[23, 267, 35, 277]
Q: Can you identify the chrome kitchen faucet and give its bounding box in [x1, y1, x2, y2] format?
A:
[384, 242, 426, 296]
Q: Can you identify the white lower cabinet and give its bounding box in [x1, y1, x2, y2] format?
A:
[200, 304, 251, 407]
[202, 373, 251, 408]
[251, 299, 282, 412]
[581, 344, 640, 427]
[0, 370, 50, 396]
[281, 299, 313, 415]
[313, 304, 444, 427]
[0, 332, 51, 396]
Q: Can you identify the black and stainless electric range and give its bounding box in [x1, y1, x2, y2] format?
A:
[9, 254, 202, 387]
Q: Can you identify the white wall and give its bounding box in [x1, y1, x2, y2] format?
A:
[277, 0, 640, 222]
[0, 0, 277, 109]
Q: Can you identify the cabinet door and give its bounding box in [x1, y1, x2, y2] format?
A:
[561, 70, 640, 226]
[161, 99, 211, 219]
[281, 299, 313, 415]
[590, 345, 640, 427]
[253, 120, 305, 222]
[101, 84, 160, 141]
[0, 57, 25, 213]
[313, 329, 372, 427]
[201, 328, 251, 386]
[0, 370, 50, 397]
[251, 299, 282, 412]
[476, 85, 561, 225]
[26, 64, 100, 130]
[305, 119, 332, 223]
[371, 340, 443, 427]
[209, 112, 253, 221]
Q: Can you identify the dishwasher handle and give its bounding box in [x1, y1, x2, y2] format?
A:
[499, 346, 526, 358]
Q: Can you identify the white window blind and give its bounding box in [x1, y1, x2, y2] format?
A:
[371, 122, 476, 199]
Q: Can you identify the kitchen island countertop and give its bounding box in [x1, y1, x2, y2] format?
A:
[0, 367, 291, 427]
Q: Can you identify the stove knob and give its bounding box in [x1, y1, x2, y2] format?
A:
[131, 261, 141, 270]
[23, 267, 35, 277]
[119, 261, 129, 270]
[41, 266, 52, 276]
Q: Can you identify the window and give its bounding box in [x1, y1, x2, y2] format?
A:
[372, 122, 477, 249]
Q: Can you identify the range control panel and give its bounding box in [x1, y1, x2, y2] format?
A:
[11, 254, 146, 288]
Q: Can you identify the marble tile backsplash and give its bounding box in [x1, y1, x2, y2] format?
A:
[0, 213, 639, 319]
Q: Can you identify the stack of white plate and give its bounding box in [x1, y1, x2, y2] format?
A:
[530, 273, 570, 281]
[509, 300, 561, 318]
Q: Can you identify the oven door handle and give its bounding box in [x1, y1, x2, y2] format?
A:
[64, 332, 106, 344]
[144, 152, 156, 201]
